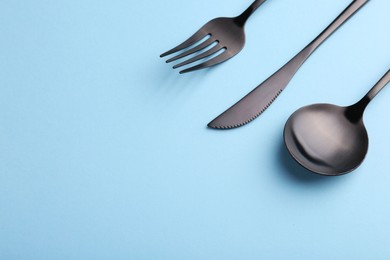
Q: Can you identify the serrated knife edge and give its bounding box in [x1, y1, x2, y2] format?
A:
[207, 0, 369, 130]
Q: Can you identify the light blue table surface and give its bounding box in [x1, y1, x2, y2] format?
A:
[1, 0, 389, 259]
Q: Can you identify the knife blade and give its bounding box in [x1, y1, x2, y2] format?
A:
[208, 0, 369, 129]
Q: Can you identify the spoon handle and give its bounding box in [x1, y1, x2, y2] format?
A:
[365, 69, 390, 101]
[347, 69, 390, 122]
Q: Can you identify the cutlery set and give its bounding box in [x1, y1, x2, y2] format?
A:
[160, 0, 389, 175]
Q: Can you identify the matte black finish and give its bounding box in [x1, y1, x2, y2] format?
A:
[160, 0, 266, 74]
[208, 0, 368, 129]
[284, 69, 390, 176]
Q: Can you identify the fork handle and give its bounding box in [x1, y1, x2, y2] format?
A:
[235, 0, 266, 26]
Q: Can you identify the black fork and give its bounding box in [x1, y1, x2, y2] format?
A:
[160, 0, 267, 74]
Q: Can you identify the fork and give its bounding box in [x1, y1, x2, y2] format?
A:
[160, 0, 267, 74]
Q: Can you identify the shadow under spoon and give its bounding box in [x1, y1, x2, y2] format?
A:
[284, 69, 390, 176]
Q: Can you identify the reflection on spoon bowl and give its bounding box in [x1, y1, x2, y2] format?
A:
[284, 104, 368, 176]
[284, 69, 390, 176]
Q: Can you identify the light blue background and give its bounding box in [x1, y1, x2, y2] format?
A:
[1, 0, 389, 259]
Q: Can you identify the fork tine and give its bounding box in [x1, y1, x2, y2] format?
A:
[160, 30, 209, 58]
[166, 37, 215, 63]
[173, 44, 222, 69]
[179, 49, 230, 74]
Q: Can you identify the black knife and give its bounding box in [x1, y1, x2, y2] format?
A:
[208, 0, 369, 129]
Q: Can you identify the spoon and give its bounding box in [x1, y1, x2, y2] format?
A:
[284, 69, 390, 176]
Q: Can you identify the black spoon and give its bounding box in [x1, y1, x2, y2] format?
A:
[284, 69, 390, 176]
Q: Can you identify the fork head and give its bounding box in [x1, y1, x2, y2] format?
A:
[160, 17, 246, 74]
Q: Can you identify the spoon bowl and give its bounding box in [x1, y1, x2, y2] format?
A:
[284, 69, 389, 176]
[284, 104, 368, 176]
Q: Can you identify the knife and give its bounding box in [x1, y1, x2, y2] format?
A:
[208, 0, 369, 129]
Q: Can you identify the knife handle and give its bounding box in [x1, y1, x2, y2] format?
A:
[307, 0, 368, 54]
[208, 0, 369, 129]
[268, 0, 369, 92]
